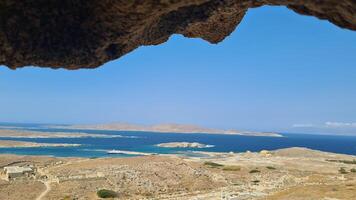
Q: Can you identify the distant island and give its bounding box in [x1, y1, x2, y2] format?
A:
[156, 142, 214, 148]
[53, 123, 282, 137]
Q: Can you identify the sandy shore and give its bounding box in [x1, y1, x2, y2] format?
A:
[0, 147, 355, 200]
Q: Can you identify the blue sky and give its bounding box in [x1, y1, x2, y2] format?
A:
[1, 6, 356, 134]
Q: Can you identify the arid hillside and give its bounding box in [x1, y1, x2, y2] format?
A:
[0, 148, 355, 199]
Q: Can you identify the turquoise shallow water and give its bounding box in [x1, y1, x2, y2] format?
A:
[0, 123, 356, 157]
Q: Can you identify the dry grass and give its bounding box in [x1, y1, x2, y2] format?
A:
[265, 184, 356, 200]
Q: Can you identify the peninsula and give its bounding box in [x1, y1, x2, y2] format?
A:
[0, 140, 80, 148]
[0, 129, 123, 139]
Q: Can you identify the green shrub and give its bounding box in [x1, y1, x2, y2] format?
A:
[266, 166, 276, 170]
[97, 189, 117, 198]
[204, 161, 224, 168]
[327, 159, 356, 165]
[222, 165, 241, 171]
[249, 169, 260, 173]
[341, 160, 356, 164]
[62, 197, 77, 200]
[351, 168, 356, 173]
[339, 167, 348, 174]
[251, 180, 260, 184]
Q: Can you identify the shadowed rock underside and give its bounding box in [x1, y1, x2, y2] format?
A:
[0, 0, 355, 69]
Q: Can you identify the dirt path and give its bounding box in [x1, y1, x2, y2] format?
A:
[36, 181, 51, 200]
[34, 159, 88, 200]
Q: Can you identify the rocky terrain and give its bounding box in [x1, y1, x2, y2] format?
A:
[156, 142, 213, 148]
[0, 0, 355, 69]
[57, 123, 282, 137]
[0, 147, 355, 200]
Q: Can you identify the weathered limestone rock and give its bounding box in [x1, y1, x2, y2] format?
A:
[0, 0, 355, 69]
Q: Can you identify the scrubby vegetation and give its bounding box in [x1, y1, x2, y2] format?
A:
[249, 169, 260, 173]
[62, 196, 76, 200]
[222, 165, 241, 171]
[204, 162, 241, 171]
[97, 189, 118, 198]
[251, 180, 260, 185]
[338, 167, 348, 174]
[204, 161, 224, 168]
[266, 166, 276, 170]
[351, 168, 356, 173]
[327, 159, 356, 165]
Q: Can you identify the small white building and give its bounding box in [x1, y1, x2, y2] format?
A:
[3, 166, 34, 180]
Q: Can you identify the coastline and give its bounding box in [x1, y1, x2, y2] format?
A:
[0, 129, 125, 139]
[0, 140, 81, 148]
[49, 123, 283, 137]
[0, 147, 355, 200]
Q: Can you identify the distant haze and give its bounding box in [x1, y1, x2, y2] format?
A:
[0, 7, 355, 135]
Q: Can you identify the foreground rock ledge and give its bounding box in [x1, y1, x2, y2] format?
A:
[0, 0, 355, 69]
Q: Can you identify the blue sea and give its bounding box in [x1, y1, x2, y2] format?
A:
[0, 123, 356, 157]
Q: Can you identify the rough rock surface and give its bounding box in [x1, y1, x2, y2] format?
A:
[0, 0, 355, 69]
[156, 142, 214, 148]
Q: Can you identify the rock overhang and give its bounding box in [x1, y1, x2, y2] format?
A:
[0, 0, 355, 70]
